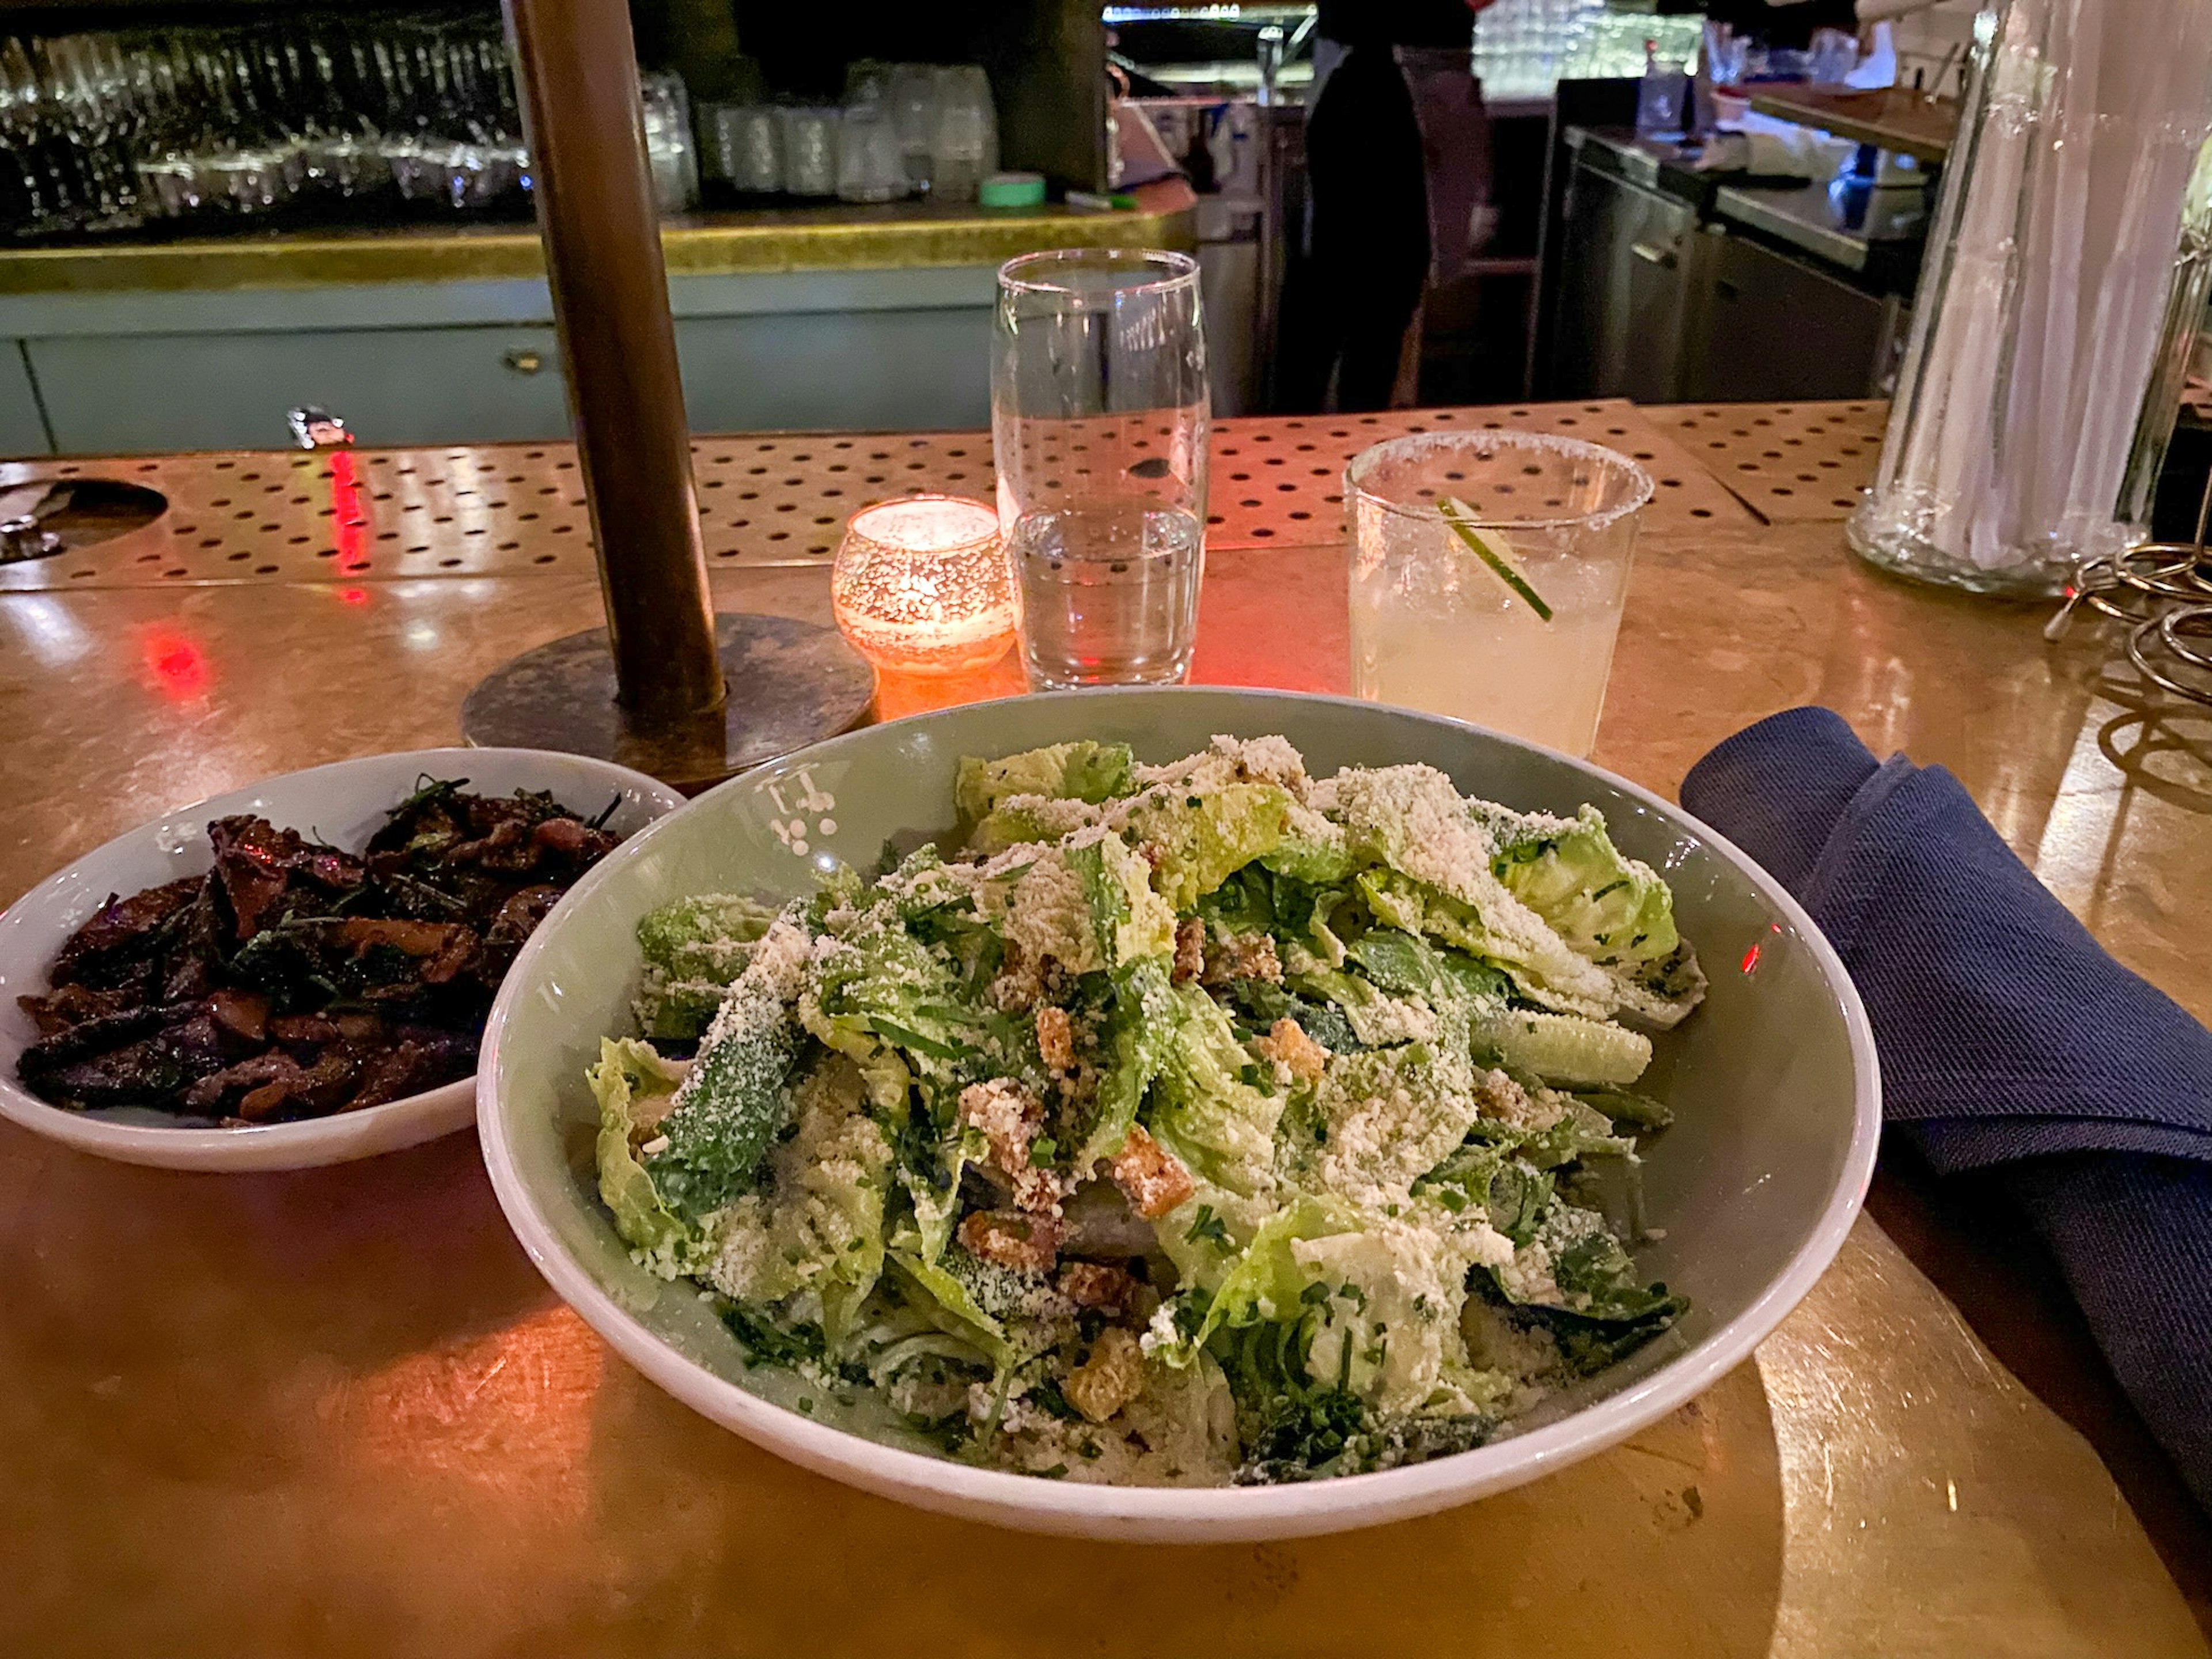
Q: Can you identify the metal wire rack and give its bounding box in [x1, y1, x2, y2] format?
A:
[2049, 473, 2212, 704]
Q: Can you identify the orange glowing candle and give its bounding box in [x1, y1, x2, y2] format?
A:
[831, 494, 1015, 675]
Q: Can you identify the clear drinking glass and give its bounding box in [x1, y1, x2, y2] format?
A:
[929, 65, 996, 202]
[836, 99, 907, 203]
[779, 106, 838, 198]
[726, 107, 783, 195]
[993, 248, 1210, 688]
[1346, 431, 1653, 757]
[888, 62, 937, 192]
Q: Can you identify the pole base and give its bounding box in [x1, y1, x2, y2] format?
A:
[460, 613, 875, 793]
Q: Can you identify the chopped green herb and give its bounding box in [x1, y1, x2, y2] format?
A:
[1185, 1204, 1232, 1248]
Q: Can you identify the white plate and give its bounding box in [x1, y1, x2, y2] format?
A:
[0, 748, 684, 1171]
[478, 689, 1880, 1540]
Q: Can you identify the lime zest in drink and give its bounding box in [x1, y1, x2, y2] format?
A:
[1440, 497, 1554, 622]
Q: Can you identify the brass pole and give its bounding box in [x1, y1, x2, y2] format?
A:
[501, 0, 723, 730]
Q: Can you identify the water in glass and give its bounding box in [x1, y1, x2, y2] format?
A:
[1009, 503, 1203, 687]
[992, 248, 1209, 688]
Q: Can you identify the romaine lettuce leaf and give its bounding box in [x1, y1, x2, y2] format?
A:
[1123, 782, 1295, 911]
[1222, 976, 1363, 1056]
[1484, 1200, 1683, 1327]
[589, 1037, 695, 1274]
[634, 893, 780, 1040]
[1299, 1006, 1491, 1209]
[1577, 1086, 1674, 1131]
[1414, 1141, 1555, 1246]
[1615, 941, 1709, 1031]
[1355, 867, 1613, 1017]
[1547, 1211, 1684, 1323]
[1513, 1093, 1639, 1166]
[1287, 966, 1445, 1050]
[1137, 982, 1293, 1285]
[1257, 806, 1354, 887]
[1293, 1222, 1485, 1416]
[1483, 803, 1679, 969]
[887, 1248, 1016, 1372]
[967, 804, 1062, 856]
[654, 923, 809, 1213]
[1150, 1196, 1355, 1366]
[1145, 981, 1285, 1206]
[1199, 863, 1351, 971]
[1468, 1005, 1652, 1088]
[1340, 925, 1650, 1086]
[956, 741, 1135, 824]
[1067, 829, 1176, 975]
[1074, 959, 1175, 1172]
[812, 912, 1035, 1092]
[704, 1054, 893, 1346]
[638, 892, 778, 978]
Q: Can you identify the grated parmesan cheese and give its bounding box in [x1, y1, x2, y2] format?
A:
[666, 911, 812, 1125]
[1320, 764, 1618, 1017]
[970, 843, 1104, 976]
[995, 791, 1107, 838]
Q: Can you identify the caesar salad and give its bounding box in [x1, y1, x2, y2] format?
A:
[589, 734, 1703, 1486]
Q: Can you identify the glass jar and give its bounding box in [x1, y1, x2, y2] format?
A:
[831, 495, 1015, 675]
[1847, 0, 2212, 597]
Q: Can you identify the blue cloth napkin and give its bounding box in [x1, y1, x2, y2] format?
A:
[1681, 706, 2212, 1514]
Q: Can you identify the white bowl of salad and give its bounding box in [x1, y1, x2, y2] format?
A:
[477, 688, 1877, 1540]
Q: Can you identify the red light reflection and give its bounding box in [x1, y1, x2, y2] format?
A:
[329, 449, 372, 574]
[337, 586, 369, 607]
[1740, 922, 1784, 976]
[142, 629, 211, 701]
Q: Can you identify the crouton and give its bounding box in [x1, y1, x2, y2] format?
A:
[987, 939, 1042, 1012]
[1253, 1016, 1328, 1086]
[957, 1209, 1063, 1274]
[1171, 917, 1205, 984]
[1107, 1124, 1195, 1219]
[1056, 1259, 1143, 1314]
[958, 1077, 1043, 1175]
[1036, 1004, 1075, 1071]
[1202, 930, 1282, 986]
[1063, 1327, 1146, 1424]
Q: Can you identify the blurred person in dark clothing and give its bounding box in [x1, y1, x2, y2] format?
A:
[1277, 0, 1495, 412]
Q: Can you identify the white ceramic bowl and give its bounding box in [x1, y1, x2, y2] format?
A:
[0, 748, 684, 1172]
[479, 690, 1879, 1541]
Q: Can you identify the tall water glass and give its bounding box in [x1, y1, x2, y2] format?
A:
[993, 249, 1210, 688]
[1346, 431, 1652, 757]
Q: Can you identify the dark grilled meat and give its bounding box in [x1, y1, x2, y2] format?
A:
[16, 781, 622, 1123]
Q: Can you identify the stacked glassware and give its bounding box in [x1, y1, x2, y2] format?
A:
[0, 12, 700, 240]
[1471, 1, 1702, 101]
[697, 62, 997, 205]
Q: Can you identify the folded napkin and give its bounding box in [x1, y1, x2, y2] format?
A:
[1681, 706, 2212, 1514]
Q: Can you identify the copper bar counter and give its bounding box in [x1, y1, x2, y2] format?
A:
[3, 402, 2209, 1658]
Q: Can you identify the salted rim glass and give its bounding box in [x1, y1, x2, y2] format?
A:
[997, 247, 1200, 301]
[1345, 430, 1654, 532]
